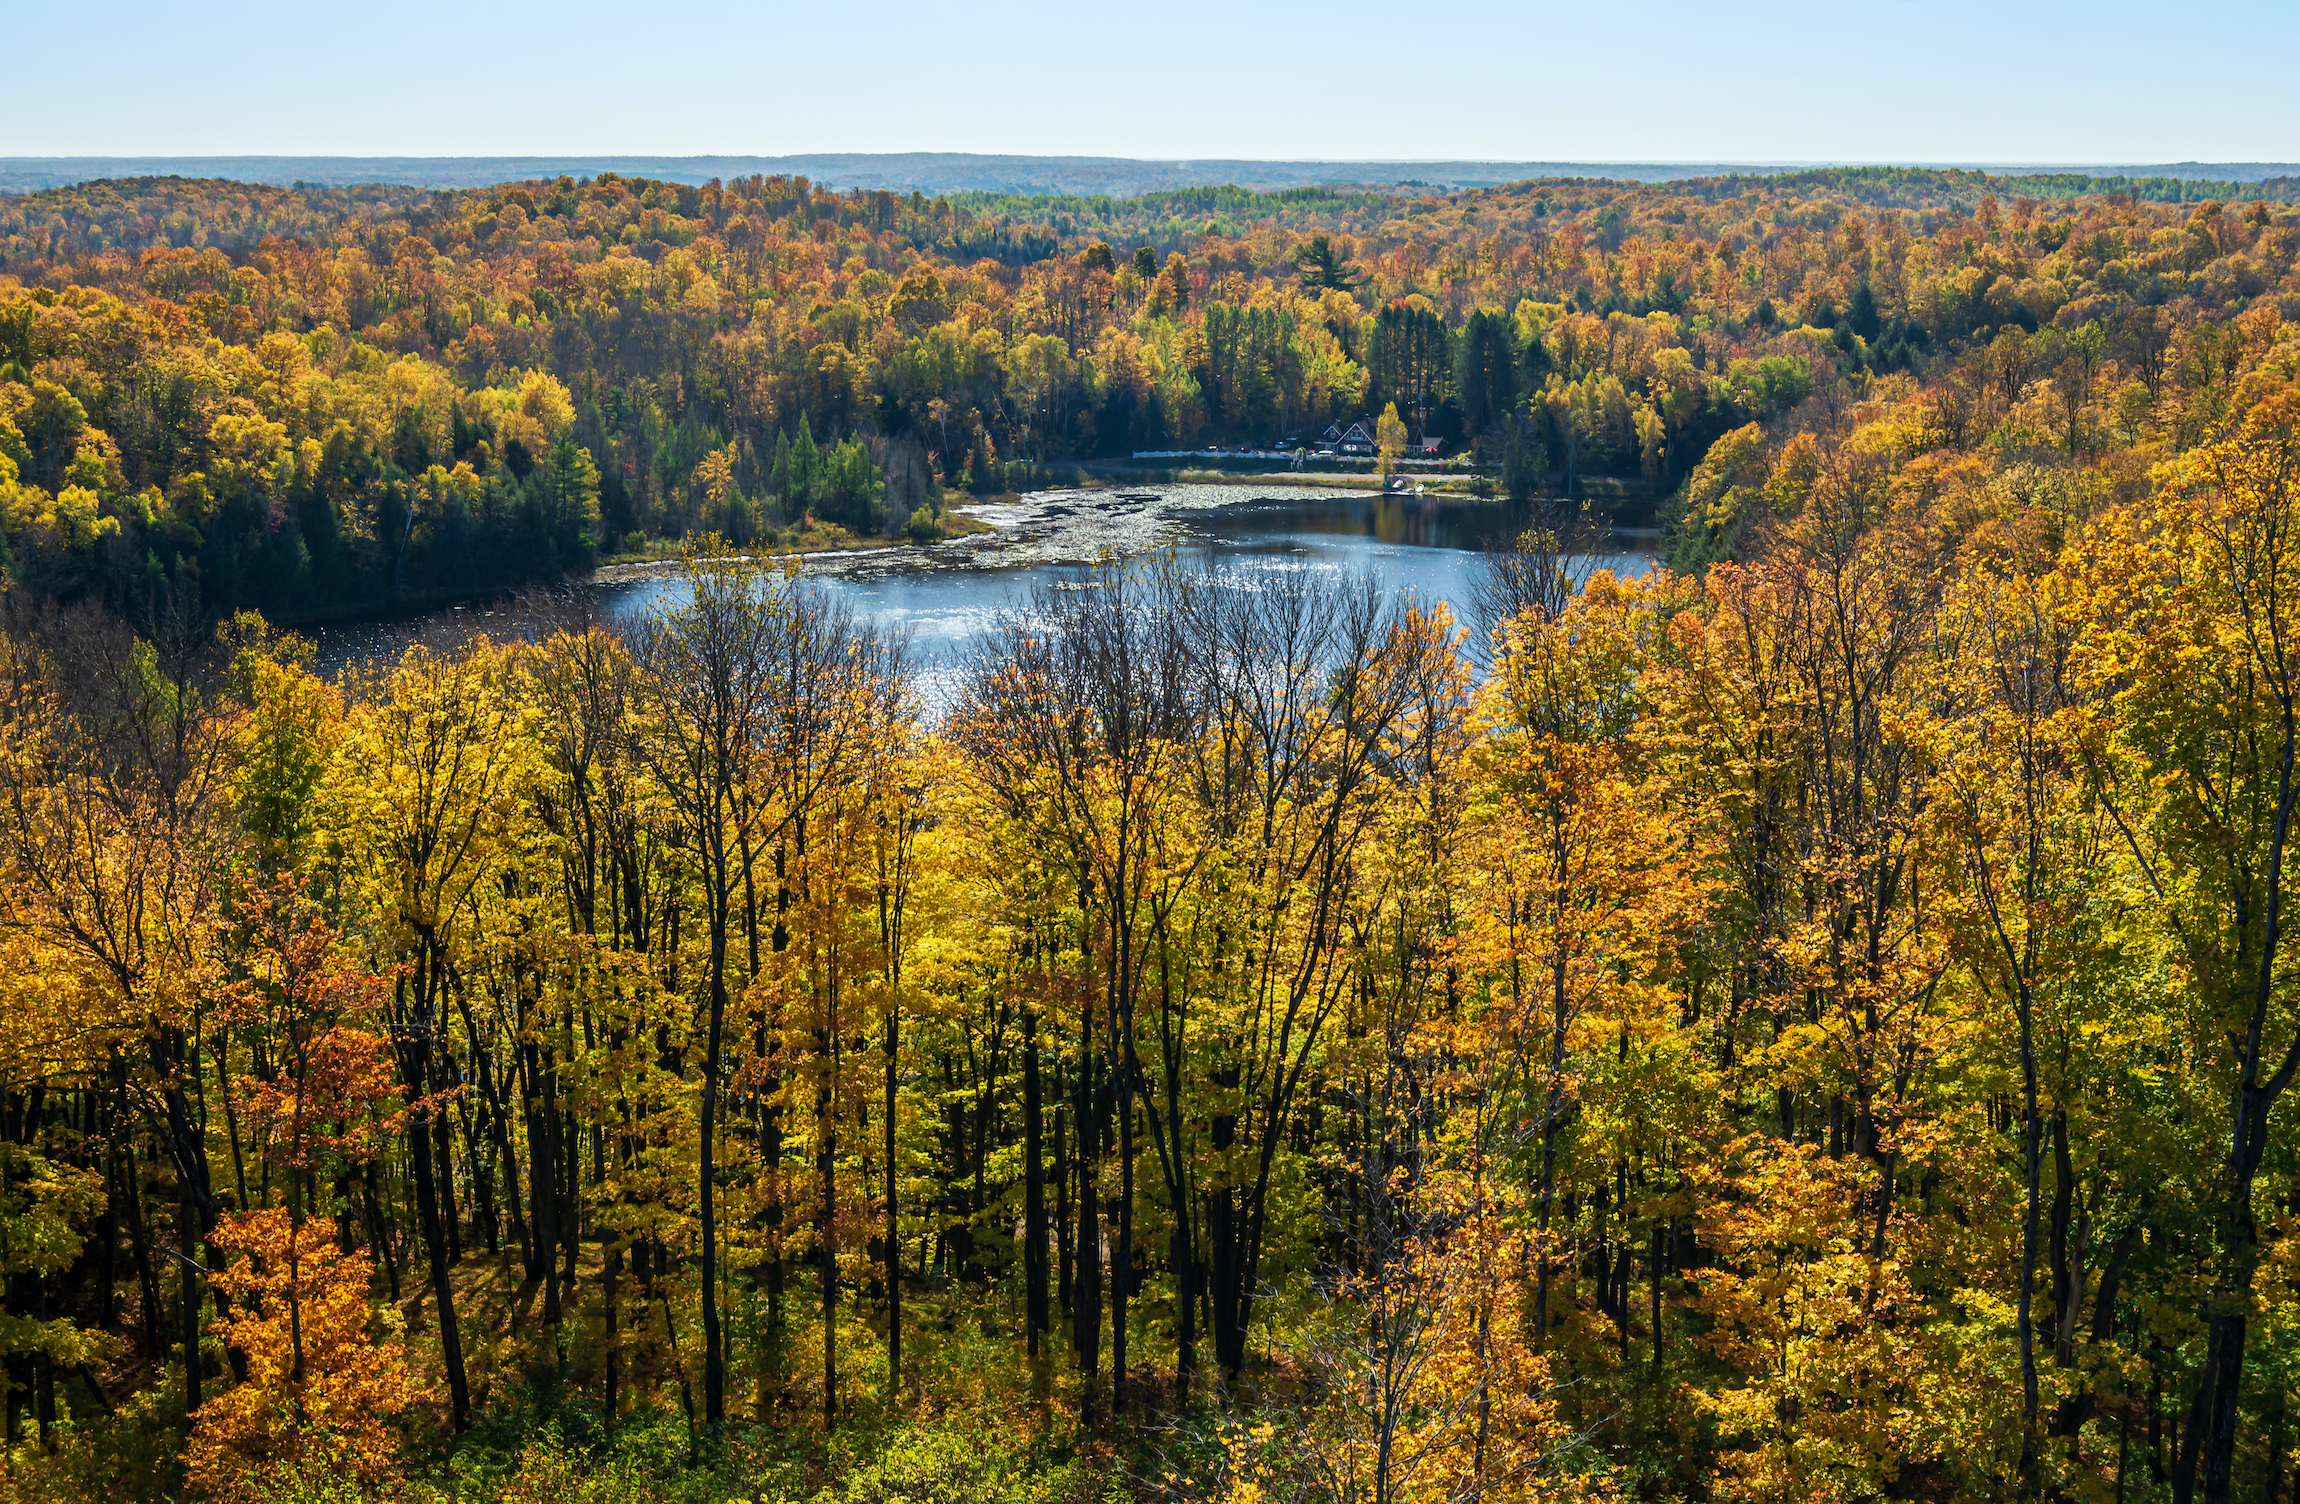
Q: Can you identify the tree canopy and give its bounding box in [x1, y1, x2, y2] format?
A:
[2, 167, 2300, 1504]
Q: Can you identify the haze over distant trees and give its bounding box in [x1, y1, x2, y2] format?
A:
[9, 154, 2297, 198]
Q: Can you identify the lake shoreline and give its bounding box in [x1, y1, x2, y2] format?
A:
[277, 478, 1652, 631]
[300, 483, 1657, 681]
[270, 511, 1002, 630]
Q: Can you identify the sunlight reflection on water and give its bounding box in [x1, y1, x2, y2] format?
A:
[304, 484, 1654, 699]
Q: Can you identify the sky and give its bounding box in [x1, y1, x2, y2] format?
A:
[7, 0, 2295, 165]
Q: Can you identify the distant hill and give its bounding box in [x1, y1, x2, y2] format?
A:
[5, 152, 2299, 197]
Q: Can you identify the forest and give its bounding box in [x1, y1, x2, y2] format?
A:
[0, 166, 2294, 618]
[0, 164, 2299, 1504]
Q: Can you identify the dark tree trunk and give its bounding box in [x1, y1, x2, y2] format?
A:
[362, 1164, 400, 1301]
[1208, 1185, 1237, 1373]
[121, 1141, 162, 1363]
[1024, 1007, 1048, 1356]
[177, 1174, 202, 1422]
[408, 1094, 470, 1428]
[561, 1102, 581, 1290]
[701, 910, 729, 1427]
[396, 958, 470, 1431]
[523, 1038, 561, 1322]
[1074, 999, 1101, 1387]
[886, 975, 902, 1397]
[1054, 1101, 1072, 1318]
[819, 1023, 838, 1428]
[432, 1089, 460, 1265]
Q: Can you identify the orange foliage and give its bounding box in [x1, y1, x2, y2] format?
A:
[186, 1210, 435, 1504]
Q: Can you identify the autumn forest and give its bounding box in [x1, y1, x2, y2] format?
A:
[1, 164, 2300, 1504]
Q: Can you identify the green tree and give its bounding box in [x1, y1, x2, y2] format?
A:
[1295, 234, 1364, 293]
[544, 435, 601, 564]
[1454, 309, 1519, 443]
[819, 436, 883, 533]
[775, 423, 825, 524]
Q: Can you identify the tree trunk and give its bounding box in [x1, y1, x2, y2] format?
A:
[1074, 995, 1101, 1389]
[363, 1164, 400, 1301]
[1209, 1185, 1242, 1374]
[1113, 1052, 1133, 1413]
[1055, 1101, 1072, 1318]
[177, 1173, 202, 1424]
[701, 908, 729, 1426]
[1023, 1006, 1048, 1357]
[886, 975, 903, 1397]
[820, 1018, 839, 1428]
[408, 1094, 470, 1429]
[523, 1039, 561, 1323]
[561, 1103, 581, 1290]
[2017, 993, 2042, 1431]
[431, 1059, 461, 1264]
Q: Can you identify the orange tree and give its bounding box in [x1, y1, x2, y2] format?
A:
[185, 1208, 434, 1504]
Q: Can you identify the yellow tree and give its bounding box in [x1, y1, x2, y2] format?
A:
[1464, 570, 1693, 1347]
[1932, 554, 2159, 1477]
[519, 617, 670, 1409]
[862, 720, 936, 1403]
[626, 542, 791, 1426]
[1377, 401, 1408, 488]
[750, 760, 893, 1425]
[1647, 465, 1970, 1491]
[221, 613, 341, 873]
[746, 584, 908, 1419]
[0, 607, 237, 1419]
[951, 558, 1199, 1410]
[2069, 390, 2300, 1504]
[1691, 1138, 1945, 1504]
[1165, 572, 1457, 1390]
[327, 639, 532, 1429]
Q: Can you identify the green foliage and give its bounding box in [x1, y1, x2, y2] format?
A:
[1719, 354, 1812, 418]
[810, 1424, 1078, 1504]
[817, 437, 882, 533]
[1452, 308, 1517, 441]
[772, 425, 823, 521]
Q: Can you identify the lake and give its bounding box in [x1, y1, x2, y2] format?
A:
[304, 483, 1656, 689]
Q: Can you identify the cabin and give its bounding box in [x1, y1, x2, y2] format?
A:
[1321, 419, 1378, 457]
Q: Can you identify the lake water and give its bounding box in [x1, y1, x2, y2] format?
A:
[304, 483, 1655, 688]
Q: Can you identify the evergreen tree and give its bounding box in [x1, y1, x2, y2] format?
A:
[1454, 309, 1519, 442]
[819, 436, 882, 532]
[780, 423, 824, 523]
[544, 434, 601, 564]
[1848, 277, 1882, 341]
[1295, 234, 1364, 292]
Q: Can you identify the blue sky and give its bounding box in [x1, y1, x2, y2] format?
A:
[8, 0, 2294, 163]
